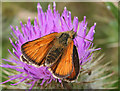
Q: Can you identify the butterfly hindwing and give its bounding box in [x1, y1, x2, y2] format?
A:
[50, 41, 74, 78]
[21, 33, 58, 66]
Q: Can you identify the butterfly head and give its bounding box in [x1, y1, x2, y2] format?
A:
[66, 30, 77, 40]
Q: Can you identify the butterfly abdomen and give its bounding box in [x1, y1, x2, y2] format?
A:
[45, 47, 63, 66]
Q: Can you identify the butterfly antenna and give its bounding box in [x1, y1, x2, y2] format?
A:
[77, 35, 93, 43]
[62, 16, 71, 31]
[62, 16, 93, 43]
[74, 38, 78, 47]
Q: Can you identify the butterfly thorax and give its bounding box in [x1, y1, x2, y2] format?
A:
[58, 30, 76, 46]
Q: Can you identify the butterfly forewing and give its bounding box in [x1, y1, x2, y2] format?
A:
[65, 45, 80, 81]
[21, 33, 58, 66]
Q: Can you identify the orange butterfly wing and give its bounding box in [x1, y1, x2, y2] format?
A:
[21, 33, 58, 66]
[50, 41, 74, 78]
[65, 45, 80, 81]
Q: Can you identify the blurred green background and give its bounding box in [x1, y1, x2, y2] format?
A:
[1, 2, 119, 89]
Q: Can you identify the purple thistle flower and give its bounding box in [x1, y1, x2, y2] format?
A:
[1, 2, 100, 90]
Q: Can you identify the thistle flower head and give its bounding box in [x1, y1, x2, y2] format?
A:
[0, 2, 108, 90]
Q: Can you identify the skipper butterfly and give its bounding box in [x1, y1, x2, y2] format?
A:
[20, 30, 80, 82]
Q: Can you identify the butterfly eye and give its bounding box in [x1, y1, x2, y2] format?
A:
[72, 32, 77, 39]
[72, 34, 75, 39]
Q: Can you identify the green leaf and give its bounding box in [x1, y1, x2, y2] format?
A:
[105, 2, 118, 20]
